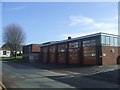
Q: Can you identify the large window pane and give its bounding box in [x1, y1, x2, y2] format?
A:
[58, 43, 67, 62]
[58, 43, 67, 52]
[110, 36, 114, 46]
[114, 37, 118, 46]
[83, 39, 96, 61]
[69, 42, 78, 48]
[105, 36, 110, 45]
[49, 45, 56, 62]
[101, 35, 105, 45]
[42, 47, 48, 62]
[101, 35, 119, 46]
[69, 42, 79, 61]
[49, 45, 56, 52]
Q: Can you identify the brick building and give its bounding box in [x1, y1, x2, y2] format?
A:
[23, 32, 120, 65]
[23, 44, 41, 62]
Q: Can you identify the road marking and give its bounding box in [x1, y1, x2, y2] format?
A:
[67, 71, 80, 75]
[0, 82, 7, 90]
[83, 68, 117, 76]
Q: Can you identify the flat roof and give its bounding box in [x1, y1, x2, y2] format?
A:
[41, 32, 119, 47]
[24, 44, 41, 47]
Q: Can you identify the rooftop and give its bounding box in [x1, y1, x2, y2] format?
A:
[41, 32, 119, 46]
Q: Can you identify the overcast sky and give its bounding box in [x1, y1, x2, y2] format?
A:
[2, 2, 118, 45]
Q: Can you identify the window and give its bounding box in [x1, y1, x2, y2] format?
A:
[69, 42, 78, 48]
[3, 51, 6, 55]
[118, 37, 120, 46]
[101, 35, 105, 44]
[58, 43, 67, 52]
[58, 43, 67, 61]
[110, 36, 114, 46]
[42, 47, 47, 52]
[69, 42, 79, 61]
[105, 36, 110, 45]
[83, 39, 96, 61]
[114, 37, 118, 46]
[49, 45, 56, 52]
[101, 35, 119, 46]
[49, 45, 56, 61]
[83, 40, 96, 46]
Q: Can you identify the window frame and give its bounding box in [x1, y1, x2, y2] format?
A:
[3, 51, 6, 55]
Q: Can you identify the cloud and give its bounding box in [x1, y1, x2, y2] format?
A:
[100, 15, 118, 22]
[68, 15, 118, 35]
[59, 15, 118, 40]
[69, 15, 94, 26]
[8, 5, 27, 11]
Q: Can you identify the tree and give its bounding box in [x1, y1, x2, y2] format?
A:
[3, 23, 26, 58]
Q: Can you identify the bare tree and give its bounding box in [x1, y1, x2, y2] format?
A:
[3, 23, 26, 58]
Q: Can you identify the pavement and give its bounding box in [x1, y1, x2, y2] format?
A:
[2, 61, 120, 89]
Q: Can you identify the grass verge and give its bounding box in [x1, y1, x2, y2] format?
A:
[1, 56, 23, 62]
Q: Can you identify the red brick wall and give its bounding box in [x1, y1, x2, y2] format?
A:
[32, 44, 41, 52]
[102, 46, 119, 65]
[23, 44, 41, 62]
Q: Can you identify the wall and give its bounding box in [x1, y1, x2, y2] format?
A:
[0, 50, 10, 57]
[32, 44, 41, 52]
[23, 44, 41, 62]
[101, 46, 118, 65]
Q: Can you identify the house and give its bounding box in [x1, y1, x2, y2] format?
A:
[2, 43, 23, 56]
[0, 48, 10, 57]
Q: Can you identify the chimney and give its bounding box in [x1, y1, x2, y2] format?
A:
[68, 36, 71, 40]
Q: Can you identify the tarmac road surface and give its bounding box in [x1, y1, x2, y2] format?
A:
[2, 61, 120, 89]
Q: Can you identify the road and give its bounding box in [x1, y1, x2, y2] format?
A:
[2, 61, 120, 89]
